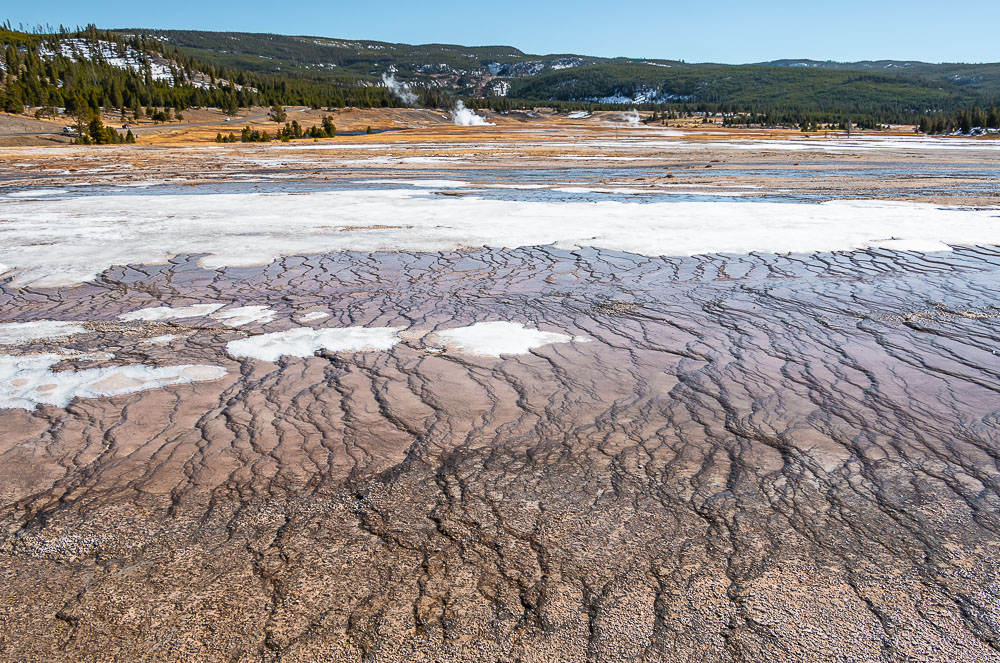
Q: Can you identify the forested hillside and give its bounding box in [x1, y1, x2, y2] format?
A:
[507, 63, 986, 116]
[1, 25, 998, 127]
[0, 25, 404, 116]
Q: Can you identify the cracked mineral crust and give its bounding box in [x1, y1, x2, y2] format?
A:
[1, 138, 999, 662]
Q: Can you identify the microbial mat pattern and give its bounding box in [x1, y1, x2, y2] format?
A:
[0, 130, 999, 661]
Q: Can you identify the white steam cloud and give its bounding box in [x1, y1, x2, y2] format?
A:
[621, 110, 640, 127]
[382, 73, 418, 106]
[451, 101, 494, 127]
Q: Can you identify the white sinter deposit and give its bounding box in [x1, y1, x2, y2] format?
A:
[226, 327, 402, 362]
[4, 189, 1000, 288]
[429, 322, 588, 358]
[0, 353, 227, 410]
[0, 321, 88, 345]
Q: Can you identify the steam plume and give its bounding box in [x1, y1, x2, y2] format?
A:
[382, 73, 417, 106]
[451, 101, 494, 127]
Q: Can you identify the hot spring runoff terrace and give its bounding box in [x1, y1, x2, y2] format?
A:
[1, 122, 1000, 662]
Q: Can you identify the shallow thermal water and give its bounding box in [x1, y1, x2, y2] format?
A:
[1, 137, 1000, 660]
[1, 241, 999, 661]
[4, 184, 1000, 288]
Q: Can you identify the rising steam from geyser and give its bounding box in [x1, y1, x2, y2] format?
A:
[381, 73, 417, 106]
[451, 101, 494, 126]
[380, 73, 491, 126]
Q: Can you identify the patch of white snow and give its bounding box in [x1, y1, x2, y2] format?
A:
[209, 306, 277, 327]
[0, 353, 226, 410]
[428, 321, 589, 358]
[226, 326, 402, 362]
[0, 320, 88, 346]
[119, 304, 224, 322]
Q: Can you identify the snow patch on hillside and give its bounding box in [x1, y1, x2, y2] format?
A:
[490, 80, 511, 96]
[39, 39, 175, 83]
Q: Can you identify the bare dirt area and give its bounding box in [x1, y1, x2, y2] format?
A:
[0, 123, 999, 662]
[1, 116, 996, 205]
[0, 112, 72, 146]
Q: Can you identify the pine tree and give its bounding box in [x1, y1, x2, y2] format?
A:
[320, 115, 335, 137]
[987, 107, 999, 130]
[3, 86, 23, 114]
[959, 110, 972, 135]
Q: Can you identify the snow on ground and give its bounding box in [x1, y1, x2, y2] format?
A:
[119, 304, 224, 322]
[550, 186, 661, 195]
[483, 184, 551, 190]
[428, 322, 589, 358]
[551, 155, 647, 161]
[398, 157, 468, 164]
[706, 137, 1000, 153]
[6, 189, 69, 198]
[0, 321, 88, 345]
[119, 304, 276, 326]
[209, 306, 277, 327]
[359, 179, 470, 188]
[0, 353, 226, 410]
[3, 189, 1000, 288]
[552, 185, 750, 197]
[226, 327, 402, 362]
[39, 39, 175, 83]
[299, 312, 330, 322]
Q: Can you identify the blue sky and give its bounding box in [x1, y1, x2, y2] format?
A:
[5, 1, 999, 64]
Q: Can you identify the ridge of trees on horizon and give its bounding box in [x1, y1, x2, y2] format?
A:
[917, 107, 1000, 135]
[1, 25, 998, 138]
[0, 25, 407, 118]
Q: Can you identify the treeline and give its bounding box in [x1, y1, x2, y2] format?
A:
[718, 110, 886, 130]
[505, 62, 998, 126]
[73, 116, 136, 144]
[917, 107, 1000, 134]
[0, 25, 406, 116]
[217, 116, 338, 143]
[131, 29, 528, 80]
[4, 25, 1000, 136]
[275, 116, 336, 140]
[466, 95, 927, 128]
